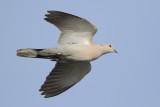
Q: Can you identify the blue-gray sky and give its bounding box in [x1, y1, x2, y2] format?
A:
[1, 0, 160, 107]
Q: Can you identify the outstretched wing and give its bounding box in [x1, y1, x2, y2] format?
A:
[39, 61, 91, 98]
[45, 11, 97, 45]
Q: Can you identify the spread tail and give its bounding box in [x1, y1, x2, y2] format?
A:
[17, 48, 43, 58]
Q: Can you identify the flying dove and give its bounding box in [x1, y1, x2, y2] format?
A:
[17, 11, 117, 98]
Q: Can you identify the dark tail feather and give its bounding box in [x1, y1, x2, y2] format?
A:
[17, 48, 43, 58]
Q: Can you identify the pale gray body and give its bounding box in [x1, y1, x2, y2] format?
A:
[40, 44, 108, 61]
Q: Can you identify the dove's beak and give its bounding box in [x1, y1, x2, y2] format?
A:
[114, 49, 118, 53]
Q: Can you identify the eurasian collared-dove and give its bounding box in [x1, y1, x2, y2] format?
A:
[17, 11, 117, 98]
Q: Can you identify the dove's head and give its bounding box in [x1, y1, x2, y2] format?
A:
[100, 44, 118, 54]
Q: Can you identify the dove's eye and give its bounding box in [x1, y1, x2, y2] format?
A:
[109, 45, 112, 47]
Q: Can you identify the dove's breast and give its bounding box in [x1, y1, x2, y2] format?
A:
[61, 44, 104, 61]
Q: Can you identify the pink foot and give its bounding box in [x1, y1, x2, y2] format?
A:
[51, 58, 60, 62]
[56, 53, 61, 55]
[51, 53, 61, 62]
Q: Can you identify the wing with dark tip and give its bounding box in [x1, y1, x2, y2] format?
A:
[45, 11, 97, 45]
[39, 61, 91, 98]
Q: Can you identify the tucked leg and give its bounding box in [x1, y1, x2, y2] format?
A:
[50, 53, 61, 62]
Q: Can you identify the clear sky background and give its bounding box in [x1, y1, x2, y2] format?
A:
[1, 0, 160, 107]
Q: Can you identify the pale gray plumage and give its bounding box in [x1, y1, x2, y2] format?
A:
[17, 11, 117, 98]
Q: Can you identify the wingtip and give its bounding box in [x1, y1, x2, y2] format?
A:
[47, 10, 68, 15]
[41, 92, 45, 95]
[47, 10, 53, 13]
[44, 95, 49, 98]
[45, 14, 50, 17]
[44, 18, 49, 21]
[44, 94, 53, 98]
[47, 10, 58, 14]
[39, 88, 43, 91]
